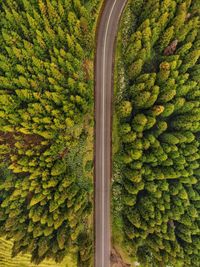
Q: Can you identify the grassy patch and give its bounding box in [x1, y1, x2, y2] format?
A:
[112, 1, 136, 265]
[0, 238, 76, 267]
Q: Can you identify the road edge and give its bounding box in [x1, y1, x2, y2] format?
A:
[93, 1, 129, 266]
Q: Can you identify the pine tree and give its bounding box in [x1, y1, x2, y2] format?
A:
[0, 0, 99, 265]
[114, 0, 200, 266]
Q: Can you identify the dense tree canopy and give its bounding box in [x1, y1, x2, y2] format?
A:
[0, 0, 100, 265]
[114, 0, 200, 266]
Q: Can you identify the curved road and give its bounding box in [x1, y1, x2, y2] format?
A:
[95, 1, 128, 266]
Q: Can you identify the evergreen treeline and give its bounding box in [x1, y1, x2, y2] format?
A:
[0, 0, 99, 265]
[115, 0, 200, 266]
[0, 238, 74, 267]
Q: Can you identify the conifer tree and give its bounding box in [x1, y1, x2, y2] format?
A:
[115, 0, 200, 266]
[0, 0, 101, 265]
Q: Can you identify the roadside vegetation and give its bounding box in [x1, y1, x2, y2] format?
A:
[113, 0, 200, 266]
[0, 0, 101, 266]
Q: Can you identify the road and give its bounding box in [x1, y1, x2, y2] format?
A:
[94, 1, 128, 267]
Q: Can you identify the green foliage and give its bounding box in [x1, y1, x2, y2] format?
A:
[118, 101, 133, 118]
[0, 237, 76, 267]
[114, 0, 200, 266]
[0, 0, 101, 265]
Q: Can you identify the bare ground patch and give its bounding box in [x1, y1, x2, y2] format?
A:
[111, 248, 131, 267]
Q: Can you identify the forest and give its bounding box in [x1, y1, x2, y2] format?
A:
[113, 0, 200, 266]
[0, 0, 100, 266]
[0, 237, 77, 267]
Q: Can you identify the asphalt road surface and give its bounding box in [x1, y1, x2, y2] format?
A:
[95, 1, 128, 266]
